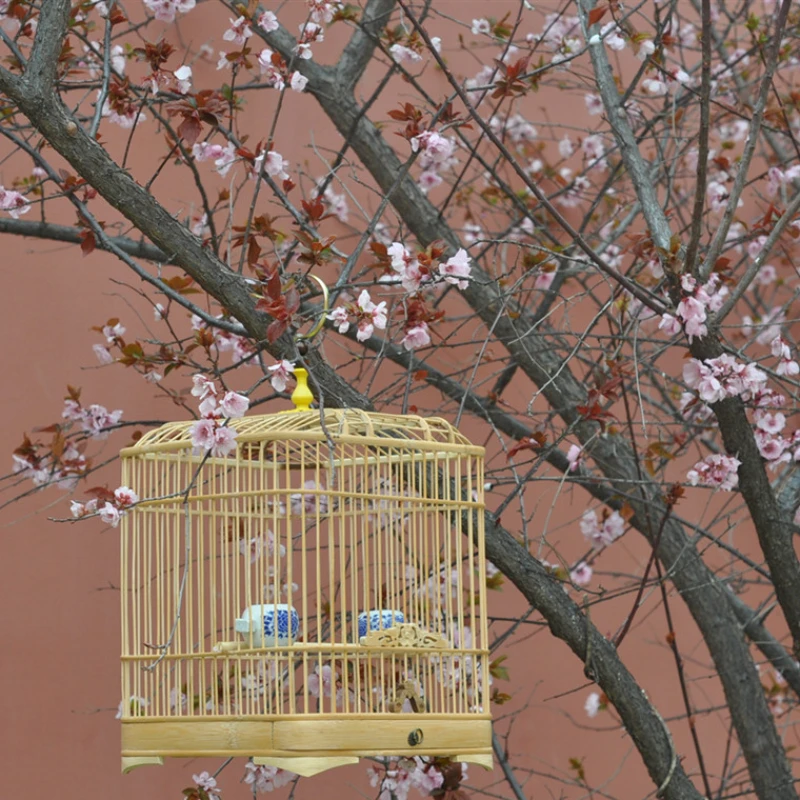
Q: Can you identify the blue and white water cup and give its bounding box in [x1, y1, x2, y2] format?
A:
[358, 609, 405, 638]
[235, 604, 299, 647]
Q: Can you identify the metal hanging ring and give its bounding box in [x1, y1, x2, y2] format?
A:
[296, 274, 330, 342]
[407, 728, 424, 746]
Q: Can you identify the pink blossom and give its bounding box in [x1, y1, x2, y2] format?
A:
[192, 772, 221, 799]
[585, 93, 604, 115]
[439, 248, 471, 290]
[658, 313, 682, 337]
[255, 150, 289, 181]
[322, 185, 348, 222]
[143, 0, 196, 23]
[307, 664, 334, 697]
[258, 10, 279, 32]
[642, 77, 668, 95]
[570, 561, 592, 585]
[418, 170, 443, 192]
[755, 410, 786, 435]
[354, 289, 387, 341]
[755, 432, 789, 463]
[410, 131, 454, 166]
[290, 479, 329, 515]
[174, 65, 192, 94]
[219, 391, 249, 419]
[601, 22, 626, 50]
[93, 344, 114, 364]
[62, 399, 83, 421]
[0, 187, 30, 218]
[388, 242, 426, 293]
[558, 136, 575, 158]
[308, 1, 342, 24]
[114, 486, 139, 507]
[258, 49, 285, 89]
[535, 269, 556, 291]
[71, 499, 98, 518]
[566, 444, 582, 472]
[210, 425, 238, 457]
[676, 295, 707, 341]
[243, 763, 297, 792]
[191, 374, 217, 400]
[99, 502, 121, 527]
[223, 16, 252, 45]
[471, 18, 491, 35]
[268, 360, 295, 393]
[81, 404, 123, 439]
[686, 453, 741, 491]
[327, 305, 350, 333]
[102, 321, 125, 342]
[580, 509, 625, 550]
[390, 44, 423, 66]
[198, 394, 218, 417]
[190, 418, 216, 451]
[290, 71, 308, 92]
[401, 323, 431, 351]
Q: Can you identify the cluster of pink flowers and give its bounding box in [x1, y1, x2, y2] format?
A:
[62, 398, 123, 440]
[390, 43, 424, 67]
[742, 306, 785, 346]
[296, 21, 323, 59]
[251, 149, 290, 182]
[191, 314, 257, 365]
[321, 183, 348, 222]
[410, 129, 457, 192]
[367, 758, 464, 800]
[188, 375, 249, 458]
[143, 0, 195, 23]
[222, 15, 252, 46]
[192, 141, 237, 177]
[307, 0, 342, 23]
[191, 771, 221, 800]
[683, 354, 767, 404]
[659, 274, 728, 342]
[580, 509, 625, 551]
[327, 289, 388, 342]
[290, 479, 330, 515]
[71, 485, 138, 528]
[13, 444, 87, 491]
[772, 337, 799, 377]
[0, 185, 29, 218]
[386, 243, 472, 293]
[243, 762, 297, 792]
[401, 322, 432, 351]
[686, 453, 741, 491]
[257, 49, 308, 92]
[239, 528, 286, 563]
[767, 164, 800, 197]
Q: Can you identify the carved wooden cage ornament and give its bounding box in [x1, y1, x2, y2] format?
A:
[119, 370, 492, 776]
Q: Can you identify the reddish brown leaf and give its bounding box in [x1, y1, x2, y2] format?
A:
[177, 115, 202, 145]
[588, 5, 608, 25]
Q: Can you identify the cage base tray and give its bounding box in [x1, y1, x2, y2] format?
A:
[121, 717, 492, 773]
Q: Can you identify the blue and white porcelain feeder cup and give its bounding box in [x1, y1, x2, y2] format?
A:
[235, 604, 299, 647]
[358, 609, 405, 639]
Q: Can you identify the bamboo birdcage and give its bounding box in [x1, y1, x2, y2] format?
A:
[119, 371, 492, 776]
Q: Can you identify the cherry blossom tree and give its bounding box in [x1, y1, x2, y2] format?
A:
[4, 0, 800, 798]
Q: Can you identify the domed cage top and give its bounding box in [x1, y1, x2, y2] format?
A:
[119, 406, 491, 776]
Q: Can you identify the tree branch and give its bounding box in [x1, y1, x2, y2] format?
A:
[336, 0, 397, 90]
